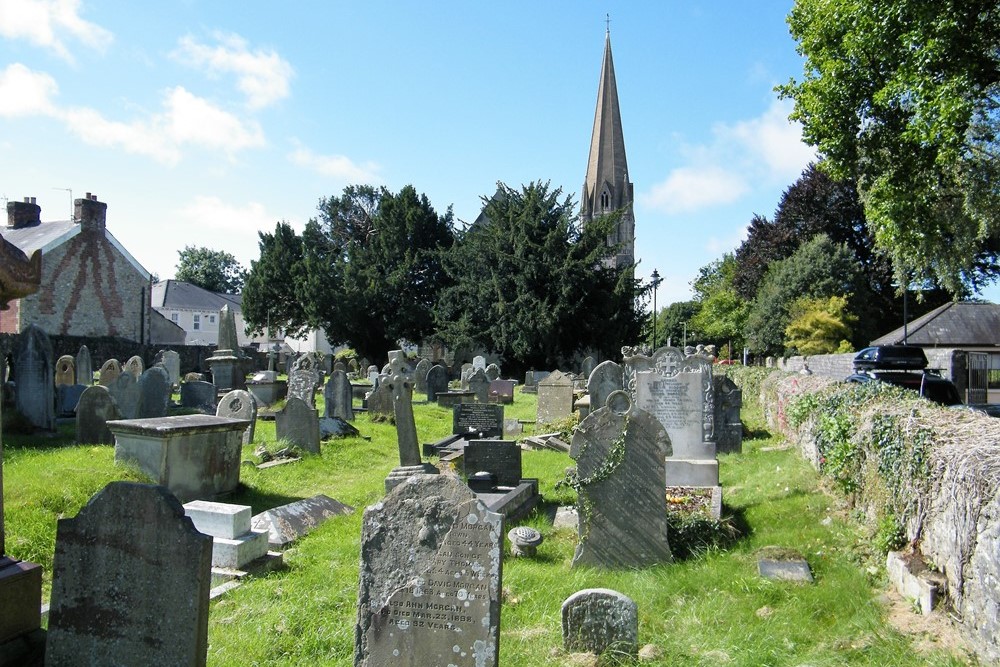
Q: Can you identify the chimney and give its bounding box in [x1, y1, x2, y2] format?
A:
[7, 197, 41, 229]
[75, 193, 107, 234]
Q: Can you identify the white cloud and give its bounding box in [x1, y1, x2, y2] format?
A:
[164, 87, 265, 153]
[60, 105, 179, 163]
[0, 0, 112, 62]
[289, 146, 381, 184]
[720, 99, 815, 181]
[173, 32, 293, 109]
[178, 196, 276, 234]
[642, 166, 748, 214]
[0, 63, 58, 116]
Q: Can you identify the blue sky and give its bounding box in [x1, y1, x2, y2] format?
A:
[3, 1, 987, 307]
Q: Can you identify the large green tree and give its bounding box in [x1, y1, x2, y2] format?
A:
[435, 181, 643, 370]
[779, 0, 1000, 293]
[689, 255, 750, 353]
[174, 245, 248, 294]
[241, 222, 309, 337]
[646, 300, 700, 349]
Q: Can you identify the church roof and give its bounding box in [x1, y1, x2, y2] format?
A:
[583, 32, 629, 206]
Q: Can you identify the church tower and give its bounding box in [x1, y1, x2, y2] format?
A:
[580, 27, 635, 272]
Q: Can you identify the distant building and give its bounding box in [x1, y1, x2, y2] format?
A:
[1, 194, 152, 342]
[151, 280, 249, 347]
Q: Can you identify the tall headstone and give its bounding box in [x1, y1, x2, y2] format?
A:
[75, 345, 93, 386]
[137, 366, 171, 419]
[537, 370, 574, 424]
[180, 380, 217, 414]
[472, 355, 487, 371]
[155, 349, 181, 389]
[124, 355, 144, 378]
[484, 363, 501, 383]
[570, 391, 673, 568]
[217, 389, 257, 446]
[206, 304, 245, 391]
[383, 350, 437, 491]
[108, 371, 140, 420]
[75, 385, 120, 445]
[414, 358, 432, 395]
[275, 397, 320, 454]
[45, 482, 212, 666]
[97, 358, 121, 387]
[355, 474, 502, 667]
[467, 368, 489, 403]
[581, 355, 596, 380]
[425, 364, 448, 402]
[714, 375, 743, 454]
[288, 368, 320, 408]
[324, 370, 354, 421]
[54, 355, 75, 387]
[366, 365, 379, 385]
[460, 363, 474, 390]
[14, 324, 54, 431]
[562, 589, 638, 658]
[365, 375, 393, 417]
[588, 360, 624, 414]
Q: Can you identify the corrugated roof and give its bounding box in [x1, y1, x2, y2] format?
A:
[871, 301, 1000, 347]
[151, 279, 242, 311]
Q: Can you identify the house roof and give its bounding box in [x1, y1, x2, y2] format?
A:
[151, 279, 242, 312]
[3, 218, 151, 280]
[871, 301, 1000, 347]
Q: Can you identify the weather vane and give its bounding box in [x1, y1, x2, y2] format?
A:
[606, 13, 611, 34]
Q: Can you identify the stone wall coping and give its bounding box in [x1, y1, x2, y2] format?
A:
[107, 414, 250, 436]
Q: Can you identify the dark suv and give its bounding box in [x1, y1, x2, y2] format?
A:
[846, 345, 962, 406]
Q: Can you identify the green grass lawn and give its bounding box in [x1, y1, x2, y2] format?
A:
[2, 389, 974, 665]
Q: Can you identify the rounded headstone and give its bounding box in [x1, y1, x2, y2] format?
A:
[562, 588, 638, 658]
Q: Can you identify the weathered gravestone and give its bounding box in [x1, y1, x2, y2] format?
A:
[14, 324, 54, 431]
[365, 375, 393, 417]
[425, 364, 448, 402]
[251, 494, 354, 549]
[45, 482, 212, 666]
[180, 380, 217, 414]
[571, 391, 673, 568]
[288, 368, 320, 408]
[460, 363, 474, 390]
[366, 365, 379, 385]
[97, 358, 121, 387]
[625, 346, 718, 487]
[488, 379, 515, 404]
[275, 397, 320, 454]
[206, 304, 245, 391]
[581, 355, 596, 381]
[562, 588, 638, 658]
[484, 363, 501, 383]
[324, 370, 354, 421]
[333, 360, 347, 374]
[124, 354, 144, 378]
[414, 358, 431, 396]
[54, 355, 75, 387]
[537, 370, 574, 424]
[383, 350, 437, 491]
[56, 384, 87, 417]
[155, 349, 181, 389]
[467, 368, 490, 403]
[587, 360, 623, 415]
[108, 371, 140, 420]
[453, 403, 504, 438]
[217, 389, 257, 445]
[464, 440, 522, 487]
[75, 385, 120, 445]
[714, 375, 743, 454]
[75, 345, 93, 385]
[355, 474, 502, 667]
[137, 366, 171, 418]
[472, 355, 487, 371]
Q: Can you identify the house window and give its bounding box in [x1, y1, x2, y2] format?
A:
[170, 313, 178, 323]
[988, 353, 1000, 389]
[193, 314, 201, 330]
[210, 315, 216, 324]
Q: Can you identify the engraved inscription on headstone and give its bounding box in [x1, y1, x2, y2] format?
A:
[288, 369, 320, 408]
[562, 588, 638, 658]
[452, 403, 504, 438]
[464, 440, 522, 487]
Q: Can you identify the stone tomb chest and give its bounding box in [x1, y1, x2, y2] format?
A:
[108, 415, 249, 503]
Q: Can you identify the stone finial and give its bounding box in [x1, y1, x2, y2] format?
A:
[508, 526, 543, 557]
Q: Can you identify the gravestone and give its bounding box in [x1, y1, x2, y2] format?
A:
[484, 363, 501, 383]
[333, 360, 346, 374]
[464, 440, 521, 487]
[365, 375, 393, 417]
[626, 346, 718, 486]
[537, 370, 574, 424]
[581, 355, 596, 380]
[571, 391, 673, 568]
[137, 366, 171, 418]
[324, 370, 354, 421]
[251, 495, 354, 549]
[97, 358, 121, 387]
[460, 363, 474, 390]
[383, 350, 437, 491]
[45, 482, 212, 666]
[562, 588, 638, 658]
[366, 365, 379, 385]
[207, 305, 246, 391]
[108, 371, 141, 420]
[355, 474, 502, 667]
[714, 375, 743, 454]
[288, 368, 320, 408]
[56, 384, 87, 417]
[75, 345, 93, 385]
[453, 403, 504, 438]
[155, 349, 181, 389]
[588, 360, 623, 415]
[124, 355, 144, 378]
[467, 368, 489, 403]
[414, 358, 431, 395]
[180, 380, 217, 414]
[348, 358, 359, 373]
[217, 389, 257, 445]
[275, 397, 320, 454]
[425, 364, 448, 402]
[14, 324, 55, 431]
[472, 355, 486, 371]
[75, 385, 120, 445]
[54, 355, 75, 387]
[488, 379, 515, 404]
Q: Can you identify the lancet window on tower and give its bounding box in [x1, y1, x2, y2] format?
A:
[600, 190, 611, 211]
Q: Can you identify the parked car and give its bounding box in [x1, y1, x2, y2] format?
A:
[845, 369, 962, 406]
[852, 345, 929, 371]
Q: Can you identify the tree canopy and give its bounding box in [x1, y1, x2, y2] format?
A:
[689, 255, 750, 353]
[174, 245, 248, 294]
[242, 222, 309, 337]
[779, 0, 1000, 294]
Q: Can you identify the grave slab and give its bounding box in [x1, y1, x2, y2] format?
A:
[250, 494, 355, 548]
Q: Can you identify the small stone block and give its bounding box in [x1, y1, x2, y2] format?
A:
[758, 558, 814, 583]
[0, 560, 42, 644]
[211, 529, 270, 569]
[184, 500, 252, 539]
[664, 458, 720, 486]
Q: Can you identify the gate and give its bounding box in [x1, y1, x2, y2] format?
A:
[968, 351, 988, 405]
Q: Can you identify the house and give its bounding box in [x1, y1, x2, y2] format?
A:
[151, 280, 250, 347]
[1, 194, 152, 342]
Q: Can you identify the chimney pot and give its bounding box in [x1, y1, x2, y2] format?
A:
[30, 197, 36, 204]
[85, 192, 91, 200]
[23, 197, 29, 203]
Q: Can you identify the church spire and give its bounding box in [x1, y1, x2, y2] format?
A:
[581, 27, 635, 271]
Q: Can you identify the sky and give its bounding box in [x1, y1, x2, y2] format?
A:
[3, 1, 994, 307]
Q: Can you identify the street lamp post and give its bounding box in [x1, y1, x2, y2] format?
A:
[650, 269, 662, 350]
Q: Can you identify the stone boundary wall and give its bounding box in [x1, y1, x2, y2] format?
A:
[753, 370, 1000, 663]
[777, 353, 855, 379]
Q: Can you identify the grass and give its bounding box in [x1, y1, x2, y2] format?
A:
[2, 388, 976, 665]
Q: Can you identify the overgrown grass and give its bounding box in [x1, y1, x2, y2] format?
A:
[2, 386, 974, 665]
